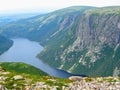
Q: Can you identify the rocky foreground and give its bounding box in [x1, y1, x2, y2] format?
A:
[0, 66, 120, 90]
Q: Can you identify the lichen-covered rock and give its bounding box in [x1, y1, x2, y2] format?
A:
[13, 75, 23, 80]
[0, 76, 7, 81]
[1, 72, 10, 75]
[0, 85, 7, 90]
[69, 76, 82, 81]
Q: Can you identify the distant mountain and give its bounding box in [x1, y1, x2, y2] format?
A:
[0, 35, 13, 55]
[0, 13, 43, 26]
[1, 6, 120, 77]
[0, 6, 94, 45]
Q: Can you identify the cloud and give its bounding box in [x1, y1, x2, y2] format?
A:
[0, 0, 120, 13]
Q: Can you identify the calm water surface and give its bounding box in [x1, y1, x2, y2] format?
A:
[0, 38, 85, 78]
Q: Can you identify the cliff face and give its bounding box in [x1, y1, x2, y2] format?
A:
[57, 7, 120, 76]
[39, 7, 120, 77]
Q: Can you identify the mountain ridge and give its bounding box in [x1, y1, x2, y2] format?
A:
[0, 6, 120, 77]
[38, 6, 120, 77]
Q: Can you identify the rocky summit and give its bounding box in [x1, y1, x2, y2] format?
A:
[0, 65, 120, 90]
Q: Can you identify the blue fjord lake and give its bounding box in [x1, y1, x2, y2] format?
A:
[0, 38, 86, 78]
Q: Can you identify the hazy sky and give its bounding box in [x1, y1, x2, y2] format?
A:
[0, 0, 120, 13]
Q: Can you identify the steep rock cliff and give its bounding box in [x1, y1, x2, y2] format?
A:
[38, 7, 120, 77]
[57, 7, 120, 76]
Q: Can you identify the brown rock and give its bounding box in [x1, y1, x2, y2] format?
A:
[13, 75, 23, 80]
[69, 76, 83, 81]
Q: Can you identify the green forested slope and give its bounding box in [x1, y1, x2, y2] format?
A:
[0, 35, 13, 55]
